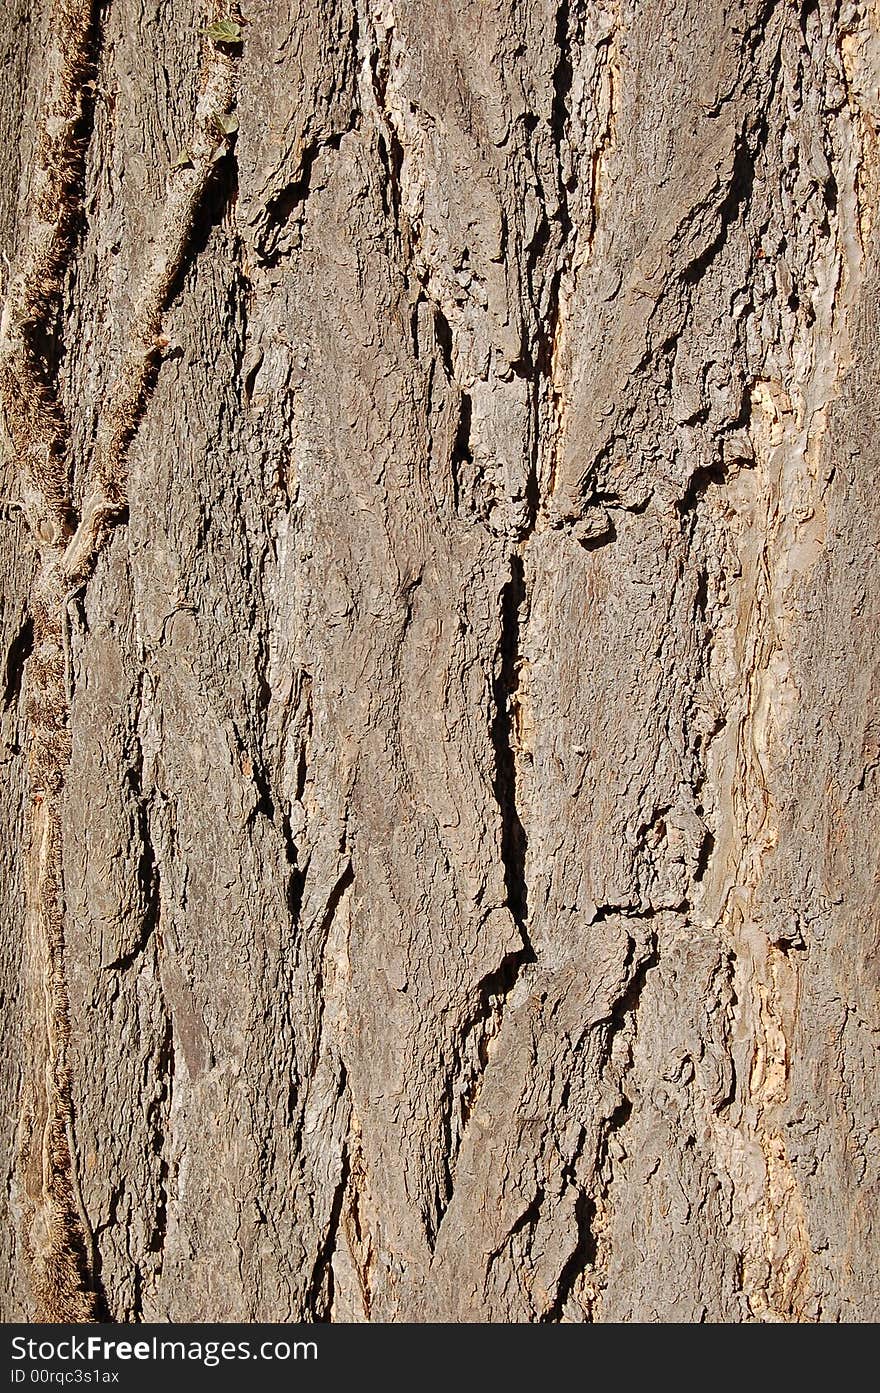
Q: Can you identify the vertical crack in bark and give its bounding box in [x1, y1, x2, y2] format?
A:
[306, 1144, 350, 1322]
[104, 799, 160, 971]
[523, 0, 577, 534]
[341, 1134, 375, 1320]
[484, 1187, 546, 1289]
[299, 859, 355, 1083]
[254, 125, 357, 269]
[146, 1002, 175, 1261]
[491, 554, 530, 933]
[522, 0, 578, 533]
[470, 931, 658, 1322]
[581, 3, 619, 261]
[537, 0, 620, 532]
[429, 553, 535, 1245]
[575, 942, 659, 1323]
[367, 15, 405, 234]
[281, 856, 354, 1317]
[286, 845, 357, 1321]
[3, 617, 34, 712]
[440, 27, 615, 1258]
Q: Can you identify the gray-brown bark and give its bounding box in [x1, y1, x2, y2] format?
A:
[1, 0, 878, 1322]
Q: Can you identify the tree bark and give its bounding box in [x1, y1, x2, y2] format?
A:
[1, 0, 878, 1323]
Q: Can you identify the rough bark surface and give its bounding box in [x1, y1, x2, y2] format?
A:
[1, 0, 878, 1323]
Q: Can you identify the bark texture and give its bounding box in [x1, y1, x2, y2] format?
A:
[1, 0, 878, 1323]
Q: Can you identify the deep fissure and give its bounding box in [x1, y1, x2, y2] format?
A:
[491, 553, 530, 935]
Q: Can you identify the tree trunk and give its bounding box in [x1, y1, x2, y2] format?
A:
[1, 0, 878, 1323]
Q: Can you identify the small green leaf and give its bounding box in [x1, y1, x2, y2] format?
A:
[205, 19, 242, 44]
[171, 149, 193, 168]
[212, 110, 239, 137]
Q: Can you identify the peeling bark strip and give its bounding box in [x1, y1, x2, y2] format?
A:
[0, 0, 240, 1320]
[1, 0, 879, 1323]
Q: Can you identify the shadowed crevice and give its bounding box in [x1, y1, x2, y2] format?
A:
[3, 615, 33, 710]
[541, 1189, 599, 1323]
[307, 1133, 349, 1321]
[491, 554, 531, 934]
[104, 798, 160, 973]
